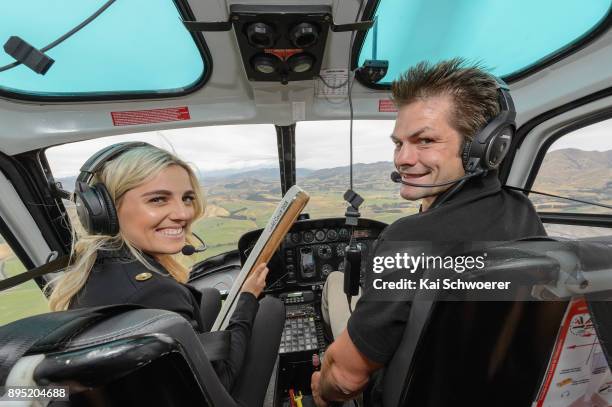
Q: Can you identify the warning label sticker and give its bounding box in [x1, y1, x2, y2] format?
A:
[111, 107, 191, 126]
[378, 99, 397, 113]
[316, 68, 349, 98]
[533, 297, 612, 407]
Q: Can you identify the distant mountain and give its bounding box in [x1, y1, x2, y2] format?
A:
[203, 167, 313, 181]
[535, 149, 612, 191]
[54, 149, 611, 199]
[301, 161, 397, 192]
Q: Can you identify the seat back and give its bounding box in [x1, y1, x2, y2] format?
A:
[380, 239, 578, 407]
[382, 300, 567, 407]
[2, 308, 238, 406]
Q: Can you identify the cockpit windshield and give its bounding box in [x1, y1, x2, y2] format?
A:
[296, 120, 418, 224]
[45, 125, 279, 264]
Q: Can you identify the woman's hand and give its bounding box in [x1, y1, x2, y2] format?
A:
[241, 263, 269, 298]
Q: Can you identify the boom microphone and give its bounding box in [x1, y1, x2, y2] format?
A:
[390, 170, 483, 187]
[181, 232, 208, 256]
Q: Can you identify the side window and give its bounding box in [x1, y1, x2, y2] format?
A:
[530, 118, 612, 238]
[0, 235, 49, 326]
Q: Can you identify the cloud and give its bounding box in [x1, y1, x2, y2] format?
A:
[548, 118, 612, 152]
[46, 121, 397, 178]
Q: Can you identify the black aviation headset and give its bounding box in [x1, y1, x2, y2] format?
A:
[74, 141, 151, 235]
[461, 77, 516, 174]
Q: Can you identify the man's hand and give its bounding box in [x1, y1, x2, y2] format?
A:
[311, 330, 383, 404]
[311, 371, 329, 407]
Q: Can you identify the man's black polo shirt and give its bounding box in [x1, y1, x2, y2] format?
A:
[347, 171, 546, 365]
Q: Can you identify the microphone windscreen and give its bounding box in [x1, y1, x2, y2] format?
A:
[390, 171, 402, 183]
[181, 245, 196, 256]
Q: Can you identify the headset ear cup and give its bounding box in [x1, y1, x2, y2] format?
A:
[95, 184, 119, 235]
[484, 131, 512, 170]
[74, 187, 94, 234]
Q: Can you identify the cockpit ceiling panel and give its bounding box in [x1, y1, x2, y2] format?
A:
[0, 0, 209, 100]
[356, 0, 612, 84]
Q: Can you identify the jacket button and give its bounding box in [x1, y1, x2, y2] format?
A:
[135, 272, 152, 281]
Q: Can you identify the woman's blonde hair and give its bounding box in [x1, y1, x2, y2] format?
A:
[46, 144, 205, 311]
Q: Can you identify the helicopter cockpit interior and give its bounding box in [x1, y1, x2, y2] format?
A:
[1, 0, 612, 406]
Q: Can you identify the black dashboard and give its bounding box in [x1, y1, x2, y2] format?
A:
[238, 218, 387, 293]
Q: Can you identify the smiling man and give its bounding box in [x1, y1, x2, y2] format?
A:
[313, 59, 546, 406]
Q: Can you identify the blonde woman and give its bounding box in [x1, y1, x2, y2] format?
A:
[46, 142, 284, 406]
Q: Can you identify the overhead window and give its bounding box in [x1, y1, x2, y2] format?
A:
[357, 0, 611, 84]
[0, 0, 208, 99]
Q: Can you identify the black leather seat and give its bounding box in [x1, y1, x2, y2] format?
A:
[1, 307, 241, 406]
[381, 300, 567, 406]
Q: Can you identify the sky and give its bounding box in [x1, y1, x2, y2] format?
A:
[45, 120, 397, 178]
[45, 118, 611, 178]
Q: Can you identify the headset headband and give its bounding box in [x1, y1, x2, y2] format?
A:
[76, 141, 150, 184]
[461, 77, 516, 173]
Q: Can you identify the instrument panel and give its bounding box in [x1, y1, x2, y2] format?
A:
[237, 218, 387, 292]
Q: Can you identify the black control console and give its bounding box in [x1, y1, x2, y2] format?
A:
[235, 219, 388, 406]
[274, 291, 328, 406]
[280, 303, 326, 354]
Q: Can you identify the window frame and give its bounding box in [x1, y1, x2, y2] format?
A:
[350, 0, 612, 89]
[524, 109, 612, 228]
[0, 0, 213, 103]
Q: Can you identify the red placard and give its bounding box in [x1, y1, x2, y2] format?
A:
[264, 48, 302, 61]
[111, 107, 191, 126]
[378, 99, 398, 112]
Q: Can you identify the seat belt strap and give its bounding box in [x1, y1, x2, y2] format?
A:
[0, 255, 70, 292]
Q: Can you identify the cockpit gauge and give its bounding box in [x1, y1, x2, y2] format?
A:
[326, 229, 338, 241]
[299, 247, 316, 278]
[317, 244, 333, 259]
[290, 232, 302, 244]
[338, 228, 349, 240]
[315, 229, 326, 241]
[303, 231, 315, 243]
